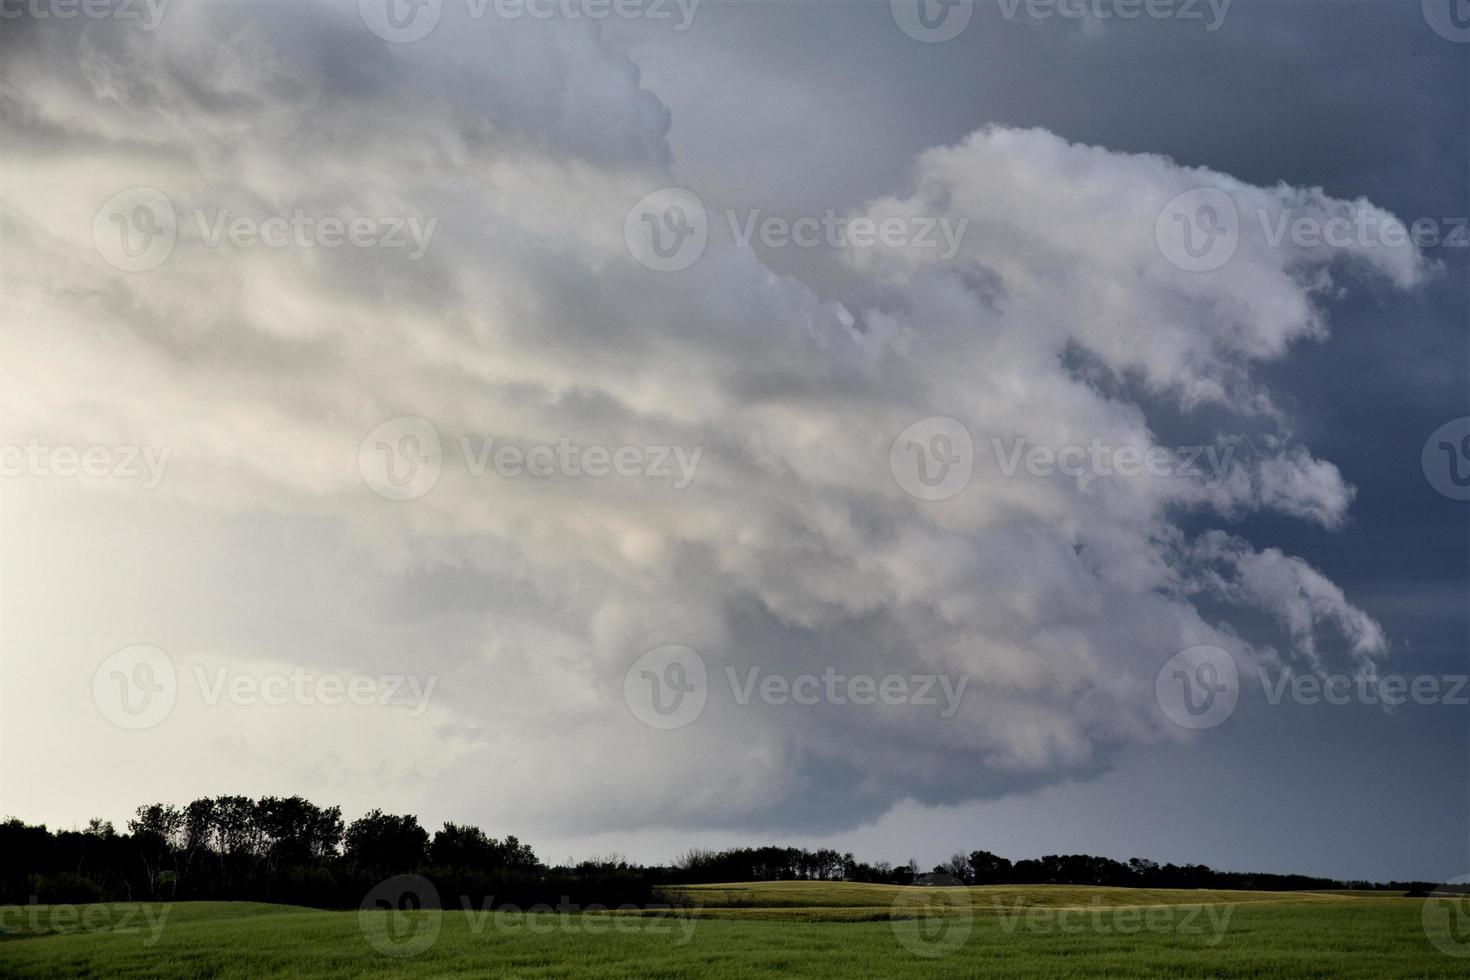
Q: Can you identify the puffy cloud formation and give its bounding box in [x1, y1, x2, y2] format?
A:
[0, 0, 1424, 834]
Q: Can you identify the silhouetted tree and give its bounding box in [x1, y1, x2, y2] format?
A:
[936, 852, 973, 884]
[128, 803, 183, 898]
[344, 809, 428, 871]
[968, 850, 1013, 884]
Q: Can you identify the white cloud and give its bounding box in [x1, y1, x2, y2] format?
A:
[0, 0, 1422, 836]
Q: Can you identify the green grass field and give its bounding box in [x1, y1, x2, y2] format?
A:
[3, 882, 1466, 978]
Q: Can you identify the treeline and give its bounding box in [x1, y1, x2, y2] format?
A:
[1, 796, 647, 909]
[928, 850, 1428, 893]
[670, 846, 922, 885]
[674, 847, 1431, 894]
[0, 797, 1436, 908]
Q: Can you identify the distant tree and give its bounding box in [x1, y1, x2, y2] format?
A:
[571, 853, 632, 875]
[257, 796, 342, 875]
[967, 850, 1013, 884]
[344, 810, 428, 870]
[495, 834, 541, 873]
[936, 852, 973, 884]
[430, 822, 496, 868]
[128, 803, 183, 899]
[211, 795, 261, 885]
[1127, 857, 1159, 883]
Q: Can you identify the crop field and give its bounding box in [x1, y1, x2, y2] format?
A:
[2, 882, 1466, 978]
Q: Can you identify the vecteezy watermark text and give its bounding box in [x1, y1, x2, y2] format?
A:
[890, 0, 1231, 44]
[995, 0, 1230, 30]
[359, 416, 703, 501]
[0, 901, 171, 946]
[92, 644, 438, 730]
[1259, 668, 1468, 708]
[888, 416, 1244, 502]
[93, 188, 437, 272]
[0, 0, 168, 29]
[726, 209, 970, 260]
[460, 436, 702, 487]
[358, 874, 697, 958]
[623, 188, 970, 272]
[0, 440, 171, 488]
[1156, 643, 1469, 730]
[996, 900, 1234, 944]
[623, 645, 971, 730]
[1257, 212, 1468, 251]
[728, 666, 968, 718]
[192, 666, 438, 717]
[359, 0, 700, 43]
[1156, 187, 1467, 272]
[987, 436, 1238, 489]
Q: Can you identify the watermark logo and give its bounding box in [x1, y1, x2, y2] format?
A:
[1423, 0, 1470, 42]
[890, 416, 974, 501]
[93, 187, 176, 273]
[359, 0, 441, 42]
[1422, 417, 1470, 501]
[890, 0, 973, 42]
[625, 187, 708, 272]
[359, 416, 444, 501]
[93, 644, 177, 730]
[891, 873, 973, 957]
[1156, 644, 1239, 730]
[360, 874, 442, 957]
[1156, 187, 1239, 272]
[624, 645, 708, 730]
[1422, 876, 1470, 957]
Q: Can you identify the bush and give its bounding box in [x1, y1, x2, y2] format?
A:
[28, 873, 110, 905]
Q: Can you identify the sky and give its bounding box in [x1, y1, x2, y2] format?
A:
[0, 0, 1466, 883]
